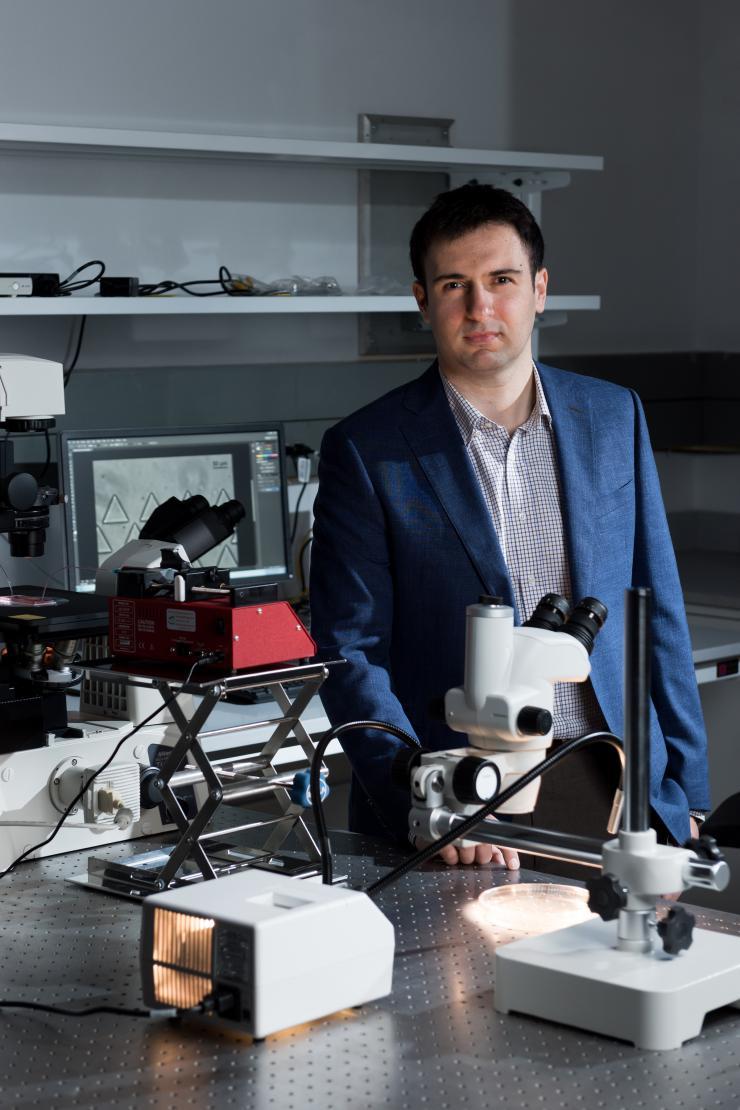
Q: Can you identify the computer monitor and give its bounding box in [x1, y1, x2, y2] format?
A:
[61, 424, 291, 592]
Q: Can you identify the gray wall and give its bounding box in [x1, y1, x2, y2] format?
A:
[1, 1, 737, 393]
[695, 2, 740, 351]
[506, 1, 700, 354]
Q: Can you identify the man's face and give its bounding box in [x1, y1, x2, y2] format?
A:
[413, 222, 548, 379]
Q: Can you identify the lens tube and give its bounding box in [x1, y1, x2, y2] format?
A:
[560, 597, 608, 654]
[523, 592, 572, 632]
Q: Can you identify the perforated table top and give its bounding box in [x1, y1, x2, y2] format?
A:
[1, 831, 739, 1110]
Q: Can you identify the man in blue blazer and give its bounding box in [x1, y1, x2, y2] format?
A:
[310, 184, 709, 865]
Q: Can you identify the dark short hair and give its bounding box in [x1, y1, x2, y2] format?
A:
[409, 183, 545, 288]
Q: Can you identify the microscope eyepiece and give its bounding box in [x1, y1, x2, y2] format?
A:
[560, 596, 608, 654]
[524, 592, 572, 632]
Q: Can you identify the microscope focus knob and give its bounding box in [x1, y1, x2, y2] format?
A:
[517, 706, 553, 736]
[586, 873, 628, 921]
[2, 471, 38, 511]
[657, 906, 695, 955]
[451, 756, 500, 805]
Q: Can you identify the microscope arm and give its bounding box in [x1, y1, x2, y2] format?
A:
[369, 730, 623, 897]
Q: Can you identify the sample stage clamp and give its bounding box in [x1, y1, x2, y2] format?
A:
[77, 657, 342, 898]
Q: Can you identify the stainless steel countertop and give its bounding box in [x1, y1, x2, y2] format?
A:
[688, 610, 740, 663]
[1, 830, 740, 1109]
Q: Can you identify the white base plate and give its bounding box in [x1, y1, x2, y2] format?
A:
[495, 918, 740, 1050]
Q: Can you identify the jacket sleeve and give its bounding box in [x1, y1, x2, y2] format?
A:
[630, 390, 711, 829]
[309, 422, 417, 842]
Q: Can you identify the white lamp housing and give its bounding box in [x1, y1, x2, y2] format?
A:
[141, 870, 395, 1038]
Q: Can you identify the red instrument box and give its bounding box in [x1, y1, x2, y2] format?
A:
[109, 596, 316, 670]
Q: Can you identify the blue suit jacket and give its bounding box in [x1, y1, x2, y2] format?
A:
[310, 361, 710, 846]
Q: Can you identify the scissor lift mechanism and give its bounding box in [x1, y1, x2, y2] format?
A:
[81, 659, 338, 897]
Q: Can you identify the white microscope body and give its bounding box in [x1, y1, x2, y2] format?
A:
[445, 596, 592, 813]
[407, 593, 618, 846]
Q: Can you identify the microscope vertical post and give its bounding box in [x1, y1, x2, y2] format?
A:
[623, 586, 651, 834]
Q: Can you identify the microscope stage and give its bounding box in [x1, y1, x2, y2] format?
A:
[0, 586, 108, 639]
[495, 915, 740, 1050]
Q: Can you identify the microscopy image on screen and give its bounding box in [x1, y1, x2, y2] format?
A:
[92, 453, 239, 568]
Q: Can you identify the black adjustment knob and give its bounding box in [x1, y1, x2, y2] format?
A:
[657, 906, 695, 955]
[517, 706, 553, 736]
[3, 471, 38, 511]
[140, 766, 164, 810]
[390, 747, 423, 790]
[478, 595, 504, 606]
[684, 834, 724, 862]
[452, 756, 500, 805]
[586, 873, 628, 920]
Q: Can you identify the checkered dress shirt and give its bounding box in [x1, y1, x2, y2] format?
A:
[441, 367, 605, 739]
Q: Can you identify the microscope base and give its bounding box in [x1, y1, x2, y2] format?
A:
[495, 916, 740, 1050]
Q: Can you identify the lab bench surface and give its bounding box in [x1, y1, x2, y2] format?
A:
[2, 832, 740, 1110]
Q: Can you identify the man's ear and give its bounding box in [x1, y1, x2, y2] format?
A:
[412, 280, 429, 321]
[534, 267, 548, 313]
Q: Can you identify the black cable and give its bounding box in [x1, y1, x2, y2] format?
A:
[172, 279, 226, 297]
[0, 656, 208, 879]
[63, 315, 87, 388]
[0, 990, 231, 1021]
[0, 1000, 151, 1019]
[364, 730, 623, 898]
[290, 482, 308, 546]
[138, 279, 179, 296]
[58, 260, 105, 294]
[38, 429, 51, 482]
[298, 534, 312, 594]
[139, 267, 283, 298]
[139, 276, 241, 298]
[310, 720, 420, 885]
[219, 265, 236, 295]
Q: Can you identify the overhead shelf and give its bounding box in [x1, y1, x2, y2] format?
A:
[0, 121, 603, 174]
[0, 294, 601, 317]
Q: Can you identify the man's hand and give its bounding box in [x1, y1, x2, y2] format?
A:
[435, 840, 520, 869]
[416, 820, 519, 870]
[689, 816, 700, 840]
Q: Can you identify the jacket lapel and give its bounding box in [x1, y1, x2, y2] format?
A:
[537, 363, 596, 603]
[399, 365, 516, 607]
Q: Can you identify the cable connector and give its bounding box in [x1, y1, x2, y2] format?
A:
[194, 650, 223, 667]
[190, 989, 237, 1018]
[286, 442, 315, 483]
[96, 788, 135, 830]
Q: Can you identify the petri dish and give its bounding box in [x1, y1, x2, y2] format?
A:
[478, 882, 594, 936]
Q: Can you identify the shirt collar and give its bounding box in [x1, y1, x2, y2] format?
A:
[441, 364, 552, 444]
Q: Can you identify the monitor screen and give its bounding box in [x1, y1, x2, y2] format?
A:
[61, 424, 291, 592]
